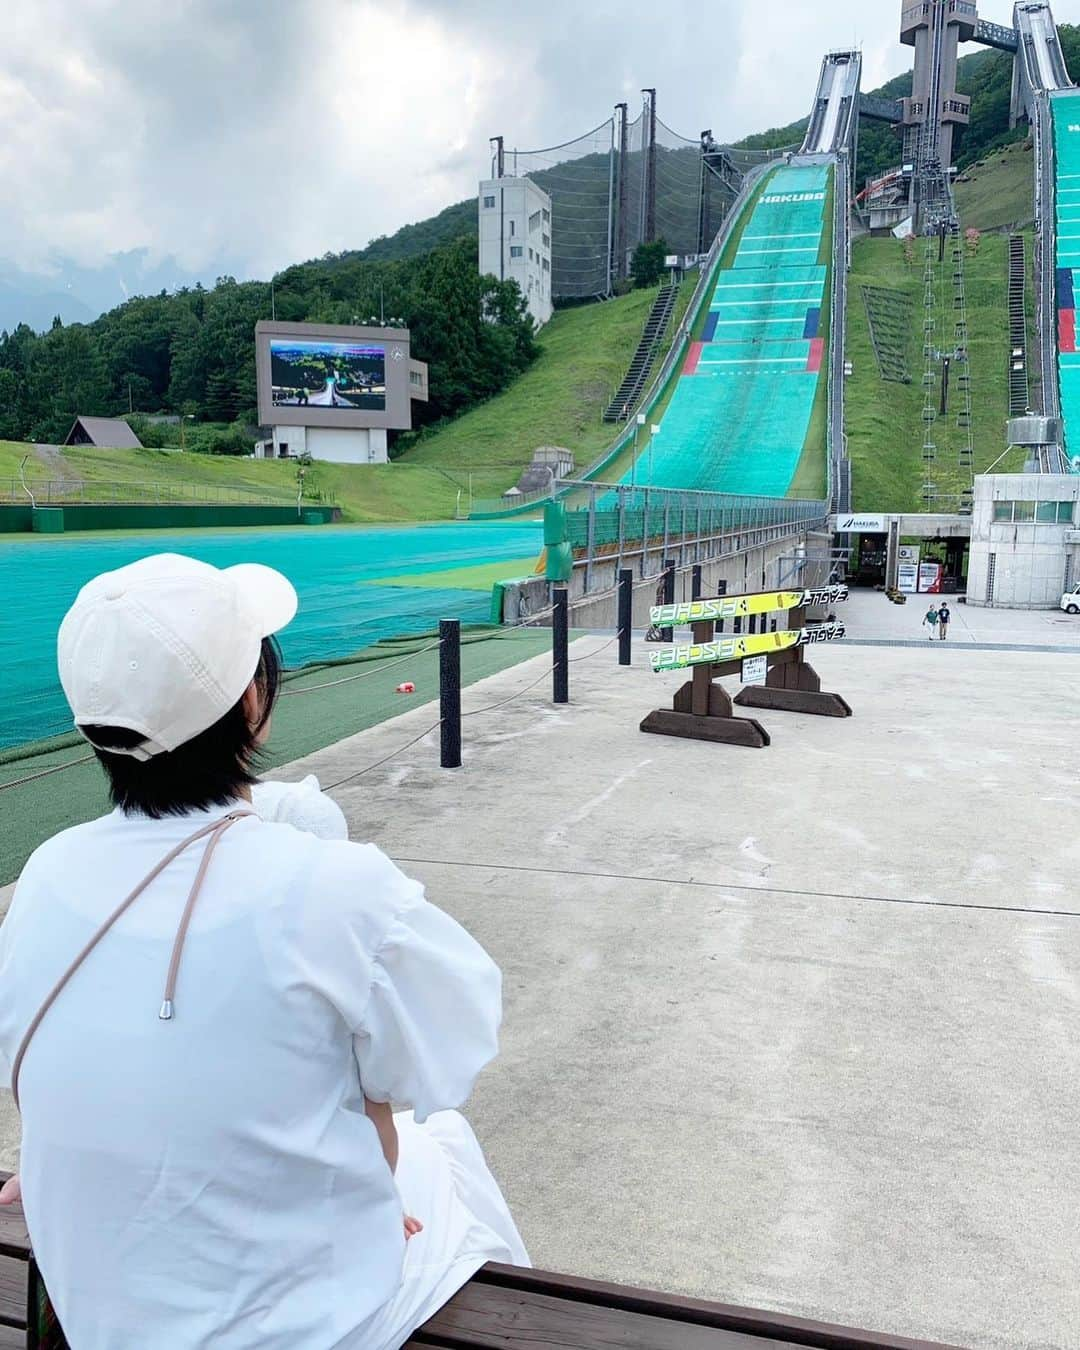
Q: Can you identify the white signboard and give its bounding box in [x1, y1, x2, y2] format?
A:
[664, 255, 679, 267]
[898, 562, 919, 594]
[831, 513, 889, 533]
[741, 654, 768, 686]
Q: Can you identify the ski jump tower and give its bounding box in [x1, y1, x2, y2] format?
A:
[900, 0, 976, 193]
[897, 0, 1023, 227]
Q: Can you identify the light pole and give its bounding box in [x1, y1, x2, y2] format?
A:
[631, 411, 646, 491]
[649, 423, 661, 484]
[179, 414, 195, 451]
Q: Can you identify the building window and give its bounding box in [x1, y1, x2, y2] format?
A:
[277, 443, 289, 459]
[529, 210, 542, 231]
[508, 219, 515, 236]
[993, 499, 1074, 523]
[542, 234, 551, 250]
[510, 245, 523, 258]
[542, 208, 550, 224]
[482, 194, 495, 208]
[542, 257, 550, 272]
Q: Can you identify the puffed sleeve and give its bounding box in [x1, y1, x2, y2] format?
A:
[353, 887, 502, 1123]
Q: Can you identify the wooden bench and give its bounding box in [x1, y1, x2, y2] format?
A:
[0, 1173, 963, 1349]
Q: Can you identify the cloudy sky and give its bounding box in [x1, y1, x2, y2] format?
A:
[1, 0, 1076, 285]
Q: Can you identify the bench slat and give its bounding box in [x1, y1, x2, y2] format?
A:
[0, 1325, 24, 1348]
[414, 1282, 801, 1349]
[0, 1175, 30, 1266]
[0, 1255, 27, 1331]
[463, 1266, 963, 1350]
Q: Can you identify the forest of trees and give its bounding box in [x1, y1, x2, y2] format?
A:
[3, 26, 1079, 448]
[0, 236, 537, 447]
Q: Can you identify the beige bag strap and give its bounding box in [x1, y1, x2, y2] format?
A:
[10, 811, 252, 1112]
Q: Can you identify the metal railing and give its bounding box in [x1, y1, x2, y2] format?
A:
[1033, 98, 1062, 422]
[827, 151, 851, 512]
[0, 479, 301, 507]
[565, 480, 830, 597]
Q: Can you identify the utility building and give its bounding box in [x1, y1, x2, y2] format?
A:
[478, 176, 553, 328]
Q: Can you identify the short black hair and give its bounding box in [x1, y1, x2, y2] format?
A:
[83, 637, 282, 819]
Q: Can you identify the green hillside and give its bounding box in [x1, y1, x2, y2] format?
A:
[954, 141, 1035, 232]
[0, 280, 690, 522]
[844, 234, 1023, 512]
[401, 278, 693, 498]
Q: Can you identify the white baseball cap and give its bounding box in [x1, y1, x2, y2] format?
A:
[58, 553, 298, 759]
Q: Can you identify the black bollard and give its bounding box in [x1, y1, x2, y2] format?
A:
[553, 587, 569, 704]
[618, 568, 633, 666]
[439, 619, 461, 768]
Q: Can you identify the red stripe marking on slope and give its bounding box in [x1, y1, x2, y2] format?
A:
[806, 337, 825, 373]
[1059, 309, 1076, 354]
[683, 341, 704, 374]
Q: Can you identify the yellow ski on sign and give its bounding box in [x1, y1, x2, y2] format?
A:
[649, 623, 845, 673]
[650, 584, 847, 627]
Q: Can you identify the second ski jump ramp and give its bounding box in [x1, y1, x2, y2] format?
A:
[624, 162, 831, 497]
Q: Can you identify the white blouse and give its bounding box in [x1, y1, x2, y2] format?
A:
[0, 806, 502, 1348]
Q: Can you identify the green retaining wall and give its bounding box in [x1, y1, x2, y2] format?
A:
[0, 503, 339, 534]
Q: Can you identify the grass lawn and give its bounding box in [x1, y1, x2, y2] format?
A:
[399, 278, 694, 501]
[0, 442, 472, 523]
[954, 141, 1035, 233]
[844, 232, 1022, 512]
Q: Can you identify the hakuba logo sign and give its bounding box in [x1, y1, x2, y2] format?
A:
[761, 192, 826, 204]
[649, 584, 847, 627]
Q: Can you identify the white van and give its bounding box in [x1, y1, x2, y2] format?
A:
[1061, 584, 1080, 614]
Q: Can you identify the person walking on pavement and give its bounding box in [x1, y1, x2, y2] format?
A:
[923, 602, 939, 639]
[938, 601, 951, 640]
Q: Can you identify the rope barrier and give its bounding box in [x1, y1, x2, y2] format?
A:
[461, 662, 563, 719]
[0, 610, 606, 796]
[324, 719, 444, 792]
[0, 754, 95, 792]
[279, 639, 443, 697]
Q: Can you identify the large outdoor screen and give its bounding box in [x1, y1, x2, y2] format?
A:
[270, 338, 386, 412]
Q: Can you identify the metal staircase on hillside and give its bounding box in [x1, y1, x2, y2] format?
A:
[602, 283, 678, 423]
[949, 221, 974, 473]
[1007, 234, 1029, 415]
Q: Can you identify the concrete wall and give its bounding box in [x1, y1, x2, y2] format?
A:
[500, 529, 822, 627]
[967, 472, 1080, 608]
[258, 425, 388, 464]
[0, 504, 338, 534]
[479, 176, 553, 327]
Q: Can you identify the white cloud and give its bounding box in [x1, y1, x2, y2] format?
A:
[1, 0, 1067, 280]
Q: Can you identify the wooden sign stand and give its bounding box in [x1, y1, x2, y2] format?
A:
[733, 605, 852, 718]
[640, 618, 771, 747]
[640, 600, 852, 748]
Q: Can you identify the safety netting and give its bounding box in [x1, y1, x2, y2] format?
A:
[0, 521, 542, 751]
[502, 101, 779, 300]
[620, 162, 832, 497]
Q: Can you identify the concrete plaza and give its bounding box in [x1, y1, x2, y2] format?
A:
[3, 591, 1079, 1348]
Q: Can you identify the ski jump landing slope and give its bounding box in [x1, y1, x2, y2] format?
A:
[626, 162, 831, 497]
